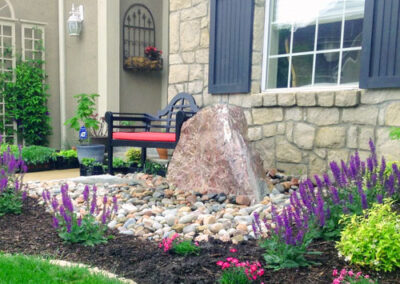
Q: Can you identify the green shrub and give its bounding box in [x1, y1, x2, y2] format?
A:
[81, 158, 96, 168]
[336, 200, 400, 272]
[0, 188, 23, 216]
[144, 161, 166, 176]
[0, 144, 19, 157]
[219, 267, 250, 284]
[125, 148, 141, 163]
[112, 158, 127, 168]
[21, 146, 56, 165]
[57, 149, 78, 159]
[173, 240, 200, 256]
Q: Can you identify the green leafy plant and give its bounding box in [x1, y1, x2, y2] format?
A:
[64, 93, 100, 140]
[0, 144, 19, 157]
[173, 240, 200, 256]
[389, 127, 400, 140]
[336, 200, 400, 272]
[43, 184, 118, 246]
[125, 148, 141, 163]
[260, 233, 320, 270]
[112, 158, 127, 168]
[144, 161, 166, 176]
[219, 267, 251, 284]
[21, 146, 56, 165]
[0, 54, 52, 145]
[81, 158, 95, 168]
[0, 188, 23, 216]
[57, 149, 78, 159]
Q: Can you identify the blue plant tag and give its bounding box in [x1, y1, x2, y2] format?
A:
[79, 126, 88, 140]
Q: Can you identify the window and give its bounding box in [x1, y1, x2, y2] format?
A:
[22, 24, 45, 62]
[262, 0, 365, 90]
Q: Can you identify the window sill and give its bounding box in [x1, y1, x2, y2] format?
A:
[252, 87, 362, 108]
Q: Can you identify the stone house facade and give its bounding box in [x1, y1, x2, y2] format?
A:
[168, 0, 400, 175]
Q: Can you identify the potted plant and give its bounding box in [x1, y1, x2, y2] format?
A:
[64, 93, 105, 164]
[125, 148, 141, 172]
[56, 149, 79, 169]
[80, 157, 95, 176]
[144, 46, 162, 61]
[112, 157, 129, 175]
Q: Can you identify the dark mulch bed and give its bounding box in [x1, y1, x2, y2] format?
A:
[0, 198, 399, 284]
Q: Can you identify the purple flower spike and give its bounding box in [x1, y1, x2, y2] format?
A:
[112, 195, 118, 213]
[51, 197, 59, 211]
[386, 174, 395, 196]
[90, 191, 97, 215]
[83, 185, 90, 202]
[52, 217, 59, 228]
[379, 157, 386, 184]
[323, 173, 331, 187]
[330, 186, 340, 204]
[377, 194, 383, 204]
[330, 161, 342, 187]
[103, 195, 108, 205]
[22, 191, 27, 200]
[77, 216, 82, 227]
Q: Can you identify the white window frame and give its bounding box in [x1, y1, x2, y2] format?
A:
[261, 0, 363, 92]
[0, 20, 16, 143]
[21, 23, 45, 64]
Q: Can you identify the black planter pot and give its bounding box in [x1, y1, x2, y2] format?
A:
[79, 164, 90, 176]
[128, 162, 141, 173]
[114, 167, 129, 175]
[91, 165, 104, 175]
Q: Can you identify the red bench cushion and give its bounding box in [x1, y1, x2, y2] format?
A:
[113, 132, 176, 142]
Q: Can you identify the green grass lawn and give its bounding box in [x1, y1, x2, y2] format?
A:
[0, 254, 126, 284]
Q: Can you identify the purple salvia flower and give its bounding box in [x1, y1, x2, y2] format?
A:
[22, 191, 27, 200]
[314, 175, 323, 194]
[341, 160, 350, 179]
[330, 186, 340, 204]
[361, 191, 368, 210]
[355, 151, 361, 172]
[253, 212, 261, 232]
[316, 192, 325, 227]
[0, 169, 5, 177]
[15, 180, 19, 192]
[52, 217, 59, 228]
[77, 216, 82, 227]
[90, 191, 97, 215]
[83, 185, 90, 202]
[367, 158, 374, 173]
[46, 190, 51, 202]
[376, 194, 383, 204]
[251, 221, 259, 238]
[51, 197, 59, 212]
[366, 179, 372, 190]
[42, 191, 47, 203]
[103, 195, 108, 205]
[349, 159, 358, 182]
[323, 173, 332, 187]
[369, 139, 378, 167]
[386, 174, 395, 196]
[361, 161, 366, 176]
[112, 195, 118, 213]
[348, 193, 354, 204]
[379, 157, 386, 184]
[299, 183, 312, 211]
[330, 161, 342, 187]
[371, 173, 378, 187]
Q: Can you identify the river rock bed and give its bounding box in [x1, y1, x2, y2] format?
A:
[26, 170, 299, 244]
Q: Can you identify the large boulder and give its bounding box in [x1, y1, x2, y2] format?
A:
[167, 104, 267, 203]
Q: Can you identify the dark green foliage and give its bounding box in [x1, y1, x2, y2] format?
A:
[57, 215, 111, 247]
[112, 158, 127, 168]
[0, 188, 22, 216]
[172, 240, 200, 256]
[219, 267, 250, 284]
[0, 57, 52, 146]
[143, 161, 166, 176]
[21, 145, 56, 165]
[260, 232, 321, 270]
[57, 149, 78, 159]
[81, 158, 95, 168]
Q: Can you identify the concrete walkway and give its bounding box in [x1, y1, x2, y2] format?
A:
[23, 169, 80, 182]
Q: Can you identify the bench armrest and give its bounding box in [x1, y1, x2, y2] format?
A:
[175, 111, 196, 142]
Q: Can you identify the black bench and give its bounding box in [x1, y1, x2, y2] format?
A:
[105, 93, 199, 175]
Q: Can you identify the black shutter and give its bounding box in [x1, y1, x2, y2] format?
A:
[208, 0, 254, 94]
[360, 0, 400, 89]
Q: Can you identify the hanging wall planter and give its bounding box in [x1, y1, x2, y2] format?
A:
[124, 56, 163, 72]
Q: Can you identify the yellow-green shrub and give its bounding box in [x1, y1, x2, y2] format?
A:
[125, 148, 141, 163]
[336, 200, 400, 272]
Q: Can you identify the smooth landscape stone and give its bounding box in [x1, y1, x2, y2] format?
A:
[108, 220, 118, 229]
[179, 214, 196, 224]
[183, 223, 199, 234]
[167, 104, 268, 203]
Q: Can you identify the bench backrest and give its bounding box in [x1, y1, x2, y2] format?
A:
[154, 93, 199, 132]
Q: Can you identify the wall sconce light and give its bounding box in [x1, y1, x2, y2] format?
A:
[67, 4, 84, 36]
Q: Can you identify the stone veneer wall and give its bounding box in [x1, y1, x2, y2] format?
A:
[168, 0, 400, 175]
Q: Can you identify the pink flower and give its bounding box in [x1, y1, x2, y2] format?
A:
[158, 243, 162, 248]
[216, 261, 224, 266]
[221, 262, 230, 270]
[356, 272, 362, 279]
[230, 248, 237, 253]
[365, 275, 370, 279]
[348, 270, 354, 277]
[195, 242, 199, 246]
[257, 269, 264, 276]
[332, 279, 341, 284]
[252, 275, 257, 280]
[250, 264, 257, 273]
[332, 269, 338, 277]
[231, 258, 239, 264]
[226, 257, 233, 262]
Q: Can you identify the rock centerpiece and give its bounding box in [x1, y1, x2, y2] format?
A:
[167, 104, 267, 203]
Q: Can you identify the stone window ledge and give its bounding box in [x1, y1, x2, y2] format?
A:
[251, 88, 363, 108]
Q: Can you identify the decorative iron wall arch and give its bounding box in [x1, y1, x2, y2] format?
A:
[123, 4, 155, 62]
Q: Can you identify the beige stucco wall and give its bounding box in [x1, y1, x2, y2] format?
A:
[11, 0, 61, 148]
[119, 0, 166, 115]
[64, 0, 98, 147]
[168, 0, 400, 175]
